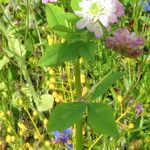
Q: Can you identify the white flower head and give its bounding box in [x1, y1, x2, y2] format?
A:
[75, 0, 124, 38]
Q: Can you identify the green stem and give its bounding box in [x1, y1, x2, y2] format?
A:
[74, 58, 83, 150]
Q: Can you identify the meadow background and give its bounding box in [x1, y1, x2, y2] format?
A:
[0, 0, 150, 149]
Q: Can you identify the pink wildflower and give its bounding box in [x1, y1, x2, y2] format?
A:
[106, 28, 145, 58]
[75, 0, 124, 38]
[42, 0, 57, 4]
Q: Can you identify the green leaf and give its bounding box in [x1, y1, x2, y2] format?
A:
[61, 13, 79, 22]
[89, 71, 123, 101]
[46, 4, 67, 37]
[38, 43, 78, 67]
[38, 41, 96, 67]
[0, 0, 10, 4]
[37, 94, 54, 112]
[0, 56, 9, 70]
[71, 0, 81, 11]
[87, 103, 119, 137]
[52, 25, 74, 33]
[47, 102, 86, 132]
[46, 4, 66, 27]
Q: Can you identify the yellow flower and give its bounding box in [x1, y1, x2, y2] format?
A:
[25, 142, 31, 148]
[34, 132, 41, 140]
[47, 35, 54, 45]
[43, 118, 48, 126]
[6, 135, 11, 143]
[11, 136, 15, 142]
[18, 122, 27, 131]
[82, 87, 88, 96]
[57, 94, 63, 101]
[50, 77, 56, 83]
[29, 57, 37, 65]
[19, 130, 24, 136]
[48, 68, 55, 75]
[0, 111, 4, 118]
[52, 91, 58, 98]
[80, 74, 86, 83]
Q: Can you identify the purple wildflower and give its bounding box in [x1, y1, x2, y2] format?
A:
[52, 128, 73, 150]
[135, 104, 143, 116]
[42, 0, 57, 4]
[141, 0, 150, 12]
[106, 28, 145, 58]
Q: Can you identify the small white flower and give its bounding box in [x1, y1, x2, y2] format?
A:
[75, 0, 124, 38]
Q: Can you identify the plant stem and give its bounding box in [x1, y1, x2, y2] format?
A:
[74, 58, 83, 150]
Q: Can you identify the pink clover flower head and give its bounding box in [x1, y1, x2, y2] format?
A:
[42, 0, 57, 4]
[75, 0, 124, 38]
[106, 28, 145, 58]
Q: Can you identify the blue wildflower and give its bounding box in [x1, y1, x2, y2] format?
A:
[63, 128, 72, 135]
[52, 128, 73, 150]
[141, 0, 150, 12]
[65, 142, 73, 150]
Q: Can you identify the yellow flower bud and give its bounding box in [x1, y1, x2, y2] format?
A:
[18, 98, 23, 106]
[55, 97, 60, 103]
[49, 83, 55, 89]
[33, 111, 38, 117]
[117, 95, 123, 103]
[61, 38, 65, 43]
[7, 127, 12, 133]
[43, 118, 48, 126]
[45, 140, 50, 146]
[128, 123, 134, 129]
[79, 58, 83, 64]
[7, 111, 11, 116]
[50, 77, 56, 83]
[25, 142, 31, 148]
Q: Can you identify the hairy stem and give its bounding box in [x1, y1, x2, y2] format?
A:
[74, 58, 83, 150]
